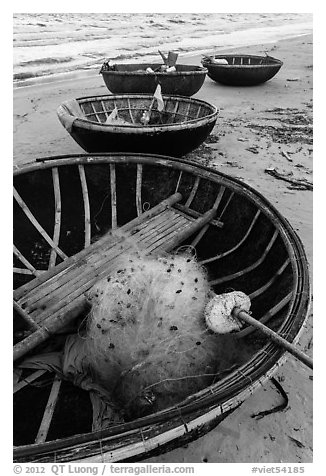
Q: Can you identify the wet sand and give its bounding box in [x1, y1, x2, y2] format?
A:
[13, 34, 313, 463]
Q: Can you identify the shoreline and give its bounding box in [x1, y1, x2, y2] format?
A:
[13, 32, 312, 90]
[13, 33, 313, 464]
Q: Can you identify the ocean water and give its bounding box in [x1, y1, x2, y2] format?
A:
[13, 13, 313, 86]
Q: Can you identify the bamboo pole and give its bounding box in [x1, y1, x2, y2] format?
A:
[236, 292, 293, 339]
[78, 165, 91, 248]
[35, 377, 62, 444]
[191, 223, 210, 247]
[49, 167, 62, 269]
[14, 300, 39, 331]
[23, 210, 181, 315]
[233, 308, 313, 369]
[14, 192, 182, 301]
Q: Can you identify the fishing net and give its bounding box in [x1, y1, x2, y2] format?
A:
[85, 249, 250, 419]
[17, 247, 253, 428]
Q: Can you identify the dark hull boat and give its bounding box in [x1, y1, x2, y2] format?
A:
[57, 94, 218, 157]
[100, 63, 208, 96]
[202, 54, 283, 86]
[13, 153, 310, 463]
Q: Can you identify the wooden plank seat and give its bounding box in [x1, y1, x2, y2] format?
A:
[14, 192, 221, 362]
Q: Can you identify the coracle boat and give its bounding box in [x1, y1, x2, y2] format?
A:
[13, 153, 310, 463]
[100, 62, 208, 96]
[57, 94, 218, 157]
[201, 54, 283, 86]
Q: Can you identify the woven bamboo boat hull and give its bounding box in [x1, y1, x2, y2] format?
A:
[100, 63, 208, 96]
[201, 54, 283, 86]
[57, 95, 218, 157]
[13, 153, 310, 463]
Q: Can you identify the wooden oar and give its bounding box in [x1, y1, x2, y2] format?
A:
[233, 307, 313, 370]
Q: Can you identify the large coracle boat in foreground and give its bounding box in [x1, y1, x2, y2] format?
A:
[14, 153, 310, 463]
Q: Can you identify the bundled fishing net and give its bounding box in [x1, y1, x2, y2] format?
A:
[17, 243, 253, 429]
[85, 250, 216, 418]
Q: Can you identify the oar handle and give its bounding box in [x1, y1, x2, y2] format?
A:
[233, 308, 313, 370]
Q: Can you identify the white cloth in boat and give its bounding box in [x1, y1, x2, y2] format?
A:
[211, 58, 229, 65]
[58, 99, 85, 133]
[17, 334, 123, 430]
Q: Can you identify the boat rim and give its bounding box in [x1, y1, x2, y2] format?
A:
[100, 64, 208, 75]
[58, 94, 219, 131]
[202, 54, 283, 68]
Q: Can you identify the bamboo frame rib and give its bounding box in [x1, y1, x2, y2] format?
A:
[171, 101, 180, 123]
[158, 207, 218, 252]
[49, 168, 62, 269]
[182, 102, 192, 123]
[13, 368, 22, 386]
[14, 300, 39, 331]
[13, 369, 47, 394]
[209, 229, 279, 286]
[14, 267, 36, 276]
[110, 164, 117, 229]
[174, 204, 223, 228]
[249, 259, 291, 299]
[35, 377, 62, 444]
[14, 245, 40, 276]
[136, 164, 143, 216]
[200, 210, 261, 264]
[190, 185, 226, 247]
[78, 165, 91, 248]
[217, 191, 234, 220]
[185, 177, 200, 207]
[191, 224, 209, 247]
[14, 188, 67, 262]
[127, 98, 135, 124]
[174, 171, 183, 193]
[100, 100, 107, 120]
[89, 102, 102, 123]
[195, 105, 202, 119]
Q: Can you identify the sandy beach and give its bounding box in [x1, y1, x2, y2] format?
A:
[13, 34, 313, 463]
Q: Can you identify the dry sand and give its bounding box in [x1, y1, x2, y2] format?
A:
[13, 34, 313, 463]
